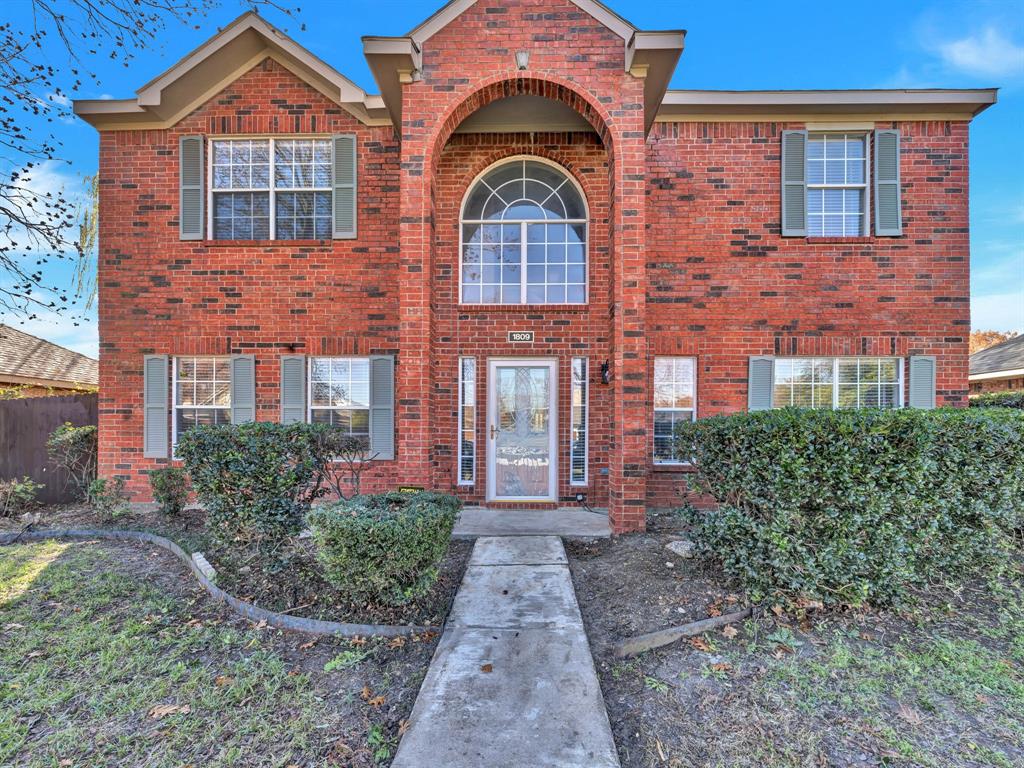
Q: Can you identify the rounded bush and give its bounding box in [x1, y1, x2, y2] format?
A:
[307, 491, 460, 606]
[675, 408, 1024, 608]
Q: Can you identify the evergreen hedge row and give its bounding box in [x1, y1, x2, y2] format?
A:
[674, 408, 1024, 607]
[969, 390, 1024, 409]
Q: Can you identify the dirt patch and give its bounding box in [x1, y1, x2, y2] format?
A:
[1, 538, 436, 766]
[568, 511, 1024, 768]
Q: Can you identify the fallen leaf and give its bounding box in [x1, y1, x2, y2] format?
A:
[398, 719, 410, 736]
[897, 704, 923, 725]
[388, 636, 405, 649]
[147, 704, 191, 720]
[360, 685, 372, 701]
[4, 623, 24, 630]
[710, 662, 733, 673]
[480, 663, 493, 673]
[689, 636, 712, 653]
[770, 604, 784, 617]
[214, 675, 233, 687]
[721, 625, 739, 640]
[707, 604, 723, 618]
[367, 695, 385, 708]
[299, 639, 318, 650]
[350, 636, 367, 647]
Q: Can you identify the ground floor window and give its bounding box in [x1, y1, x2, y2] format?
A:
[773, 357, 902, 409]
[653, 357, 696, 465]
[570, 357, 588, 485]
[308, 357, 370, 445]
[458, 357, 476, 485]
[173, 356, 231, 445]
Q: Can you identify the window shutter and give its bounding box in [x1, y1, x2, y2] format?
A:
[332, 134, 356, 239]
[280, 355, 306, 424]
[230, 354, 256, 424]
[908, 355, 936, 409]
[369, 355, 395, 460]
[179, 135, 204, 240]
[781, 130, 808, 237]
[874, 129, 902, 236]
[748, 356, 775, 411]
[143, 355, 169, 458]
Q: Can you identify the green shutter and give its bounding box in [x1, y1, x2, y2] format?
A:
[332, 134, 356, 239]
[908, 355, 936, 409]
[369, 355, 395, 460]
[179, 135, 204, 240]
[874, 129, 902, 236]
[230, 355, 256, 424]
[781, 130, 808, 237]
[748, 356, 775, 411]
[279, 355, 306, 424]
[143, 355, 169, 458]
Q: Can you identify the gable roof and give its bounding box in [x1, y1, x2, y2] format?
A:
[970, 334, 1024, 378]
[0, 325, 98, 389]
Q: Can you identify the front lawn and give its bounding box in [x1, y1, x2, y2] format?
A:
[569, 511, 1024, 768]
[0, 539, 437, 767]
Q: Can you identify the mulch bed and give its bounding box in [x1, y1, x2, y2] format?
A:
[567, 509, 1024, 768]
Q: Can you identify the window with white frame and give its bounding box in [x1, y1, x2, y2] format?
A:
[458, 357, 476, 485]
[460, 158, 587, 305]
[173, 356, 231, 445]
[653, 357, 696, 464]
[806, 133, 868, 237]
[308, 357, 370, 445]
[211, 138, 332, 240]
[570, 357, 588, 485]
[772, 357, 902, 409]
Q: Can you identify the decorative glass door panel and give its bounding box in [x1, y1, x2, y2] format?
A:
[487, 360, 557, 501]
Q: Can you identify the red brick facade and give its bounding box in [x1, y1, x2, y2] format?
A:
[89, 0, 979, 532]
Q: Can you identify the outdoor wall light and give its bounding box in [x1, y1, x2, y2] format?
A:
[601, 360, 611, 385]
[515, 50, 530, 70]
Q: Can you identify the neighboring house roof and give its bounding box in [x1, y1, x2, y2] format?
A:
[74, 3, 995, 133]
[969, 335, 1024, 379]
[0, 325, 98, 389]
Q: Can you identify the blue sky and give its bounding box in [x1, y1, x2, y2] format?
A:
[6, 0, 1023, 357]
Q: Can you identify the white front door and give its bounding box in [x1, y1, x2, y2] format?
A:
[486, 358, 558, 502]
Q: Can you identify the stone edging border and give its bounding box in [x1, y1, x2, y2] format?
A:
[0, 528, 433, 639]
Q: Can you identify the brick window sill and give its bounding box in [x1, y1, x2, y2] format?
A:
[194, 239, 334, 248]
[456, 303, 590, 313]
[653, 463, 696, 473]
[805, 237, 875, 244]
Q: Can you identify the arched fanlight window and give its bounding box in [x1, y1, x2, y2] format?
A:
[461, 158, 587, 304]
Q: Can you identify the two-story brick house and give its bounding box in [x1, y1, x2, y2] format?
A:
[74, 0, 995, 533]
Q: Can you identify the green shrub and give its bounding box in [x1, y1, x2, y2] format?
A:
[307, 491, 460, 606]
[0, 477, 43, 518]
[148, 467, 190, 516]
[175, 422, 332, 552]
[87, 477, 131, 523]
[675, 408, 1024, 608]
[969, 390, 1024, 409]
[46, 423, 97, 500]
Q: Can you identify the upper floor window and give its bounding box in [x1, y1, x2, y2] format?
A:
[210, 138, 332, 240]
[806, 133, 867, 237]
[460, 158, 588, 305]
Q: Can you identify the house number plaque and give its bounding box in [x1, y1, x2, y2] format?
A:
[507, 331, 534, 343]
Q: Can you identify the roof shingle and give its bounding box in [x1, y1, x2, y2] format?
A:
[969, 334, 1024, 376]
[0, 325, 98, 388]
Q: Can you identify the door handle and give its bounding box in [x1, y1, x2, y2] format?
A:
[490, 425, 498, 440]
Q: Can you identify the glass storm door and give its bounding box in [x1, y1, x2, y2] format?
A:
[487, 359, 557, 502]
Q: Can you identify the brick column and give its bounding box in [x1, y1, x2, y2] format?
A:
[608, 74, 649, 533]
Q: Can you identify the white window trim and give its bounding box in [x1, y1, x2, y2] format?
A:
[457, 356, 476, 486]
[306, 355, 372, 440]
[653, 356, 697, 466]
[207, 136, 332, 241]
[171, 355, 231, 450]
[806, 131, 872, 237]
[458, 155, 589, 306]
[570, 356, 589, 486]
[771, 356, 905, 409]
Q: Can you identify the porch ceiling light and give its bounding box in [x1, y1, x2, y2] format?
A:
[515, 50, 530, 70]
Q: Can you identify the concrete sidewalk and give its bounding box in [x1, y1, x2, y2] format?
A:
[391, 536, 620, 768]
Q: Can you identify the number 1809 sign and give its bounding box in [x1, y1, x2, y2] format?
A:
[507, 331, 534, 343]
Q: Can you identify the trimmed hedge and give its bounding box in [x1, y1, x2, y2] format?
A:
[307, 492, 460, 606]
[675, 408, 1024, 608]
[176, 422, 332, 551]
[970, 390, 1024, 409]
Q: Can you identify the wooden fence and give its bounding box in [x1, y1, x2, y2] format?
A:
[0, 393, 98, 504]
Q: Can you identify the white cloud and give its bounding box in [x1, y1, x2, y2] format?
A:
[972, 291, 1024, 334]
[936, 26, 1024, 78]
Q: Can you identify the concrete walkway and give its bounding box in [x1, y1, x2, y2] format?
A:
[452, 506, 611, 538]
[391, 536, 620, 768]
